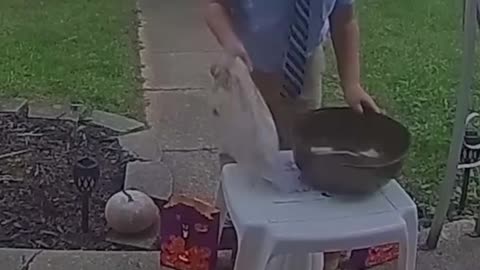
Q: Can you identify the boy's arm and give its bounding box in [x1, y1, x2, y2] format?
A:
[204, 0, 235, 49]
[330, 3, 361, 93]
[330, 3, 379, 113]
[204, 0, 252, 70]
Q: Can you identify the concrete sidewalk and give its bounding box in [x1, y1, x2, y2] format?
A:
[1, 249, 159, 270]
[138, 0, 221, 201]
[3, 221, 480, 269]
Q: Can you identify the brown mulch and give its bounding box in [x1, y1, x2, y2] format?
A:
[0, 113, 138, 250]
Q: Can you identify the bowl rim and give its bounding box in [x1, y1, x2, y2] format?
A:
[297, 106, 412, 169]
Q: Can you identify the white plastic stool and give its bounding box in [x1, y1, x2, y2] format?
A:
[216, 151, 418, 270]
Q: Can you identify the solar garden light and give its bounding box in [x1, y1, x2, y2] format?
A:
[73, 156, 100, 233]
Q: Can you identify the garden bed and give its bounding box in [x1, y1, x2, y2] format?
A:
[0, 113, 139, 250]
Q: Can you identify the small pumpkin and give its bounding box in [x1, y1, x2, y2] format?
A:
[105, 189, 159, 234]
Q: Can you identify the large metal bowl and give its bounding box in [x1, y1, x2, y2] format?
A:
[292, 107, 411, 195]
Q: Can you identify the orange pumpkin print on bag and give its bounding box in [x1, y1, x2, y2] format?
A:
[160, 195, 220, 270]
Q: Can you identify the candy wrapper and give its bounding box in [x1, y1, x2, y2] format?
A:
[365, 243, 399, 268]
[160, 195, 220, 270]
[347, 243, 399, 269]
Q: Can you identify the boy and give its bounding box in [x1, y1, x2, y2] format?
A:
[205, 1, 380, 269]
[205, 0, 380, 149]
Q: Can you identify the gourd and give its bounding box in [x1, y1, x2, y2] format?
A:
[105, 189, 159, 234]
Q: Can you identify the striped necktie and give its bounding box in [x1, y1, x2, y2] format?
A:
[283, 0, 311, 98]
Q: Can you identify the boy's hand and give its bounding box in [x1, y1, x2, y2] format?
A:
[205, 0, 253, 71]
[223, 36, 253, 72]
[343, 84, 381, 114]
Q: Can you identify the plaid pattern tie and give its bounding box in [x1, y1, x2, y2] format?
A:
[283, 0, 311, 98]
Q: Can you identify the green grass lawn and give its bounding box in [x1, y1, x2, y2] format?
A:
[325, 0, 469, 216]
[0, 0, 141, 116]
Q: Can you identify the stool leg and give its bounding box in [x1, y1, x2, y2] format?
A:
[403, 209, 418, 270]
[235, 238, 316, 270]
[396, 229, 410, 270]
[323, 252, 341, 270]
[275, 254, 312, 270]
[231, 244, 238, 266]
[397, 242, 407, 270]
[269, 253, 321, 270]
[311, 253, 325, 270]
[234, 230, 273, 270]
[215, 181, 227, 244]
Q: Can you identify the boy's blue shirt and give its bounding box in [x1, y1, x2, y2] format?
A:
[228, 0, 354, 72]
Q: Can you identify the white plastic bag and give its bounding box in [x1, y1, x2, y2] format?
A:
[209, 57, 279, 183]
